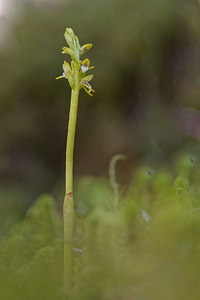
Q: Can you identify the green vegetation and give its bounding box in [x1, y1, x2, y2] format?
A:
[0, 155, 200, 299]
[1, 1, 200, 299]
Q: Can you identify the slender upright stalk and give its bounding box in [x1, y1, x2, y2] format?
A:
[63, 65, 79, 287]
[56, 28, 95, 289]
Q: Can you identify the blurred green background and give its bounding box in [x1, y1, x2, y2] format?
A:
[0, 0, 200, 234]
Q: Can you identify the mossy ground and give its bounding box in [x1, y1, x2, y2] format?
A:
[1, 155, 200, 299]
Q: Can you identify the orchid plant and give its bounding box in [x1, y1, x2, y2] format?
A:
[56, 28, 94, 288]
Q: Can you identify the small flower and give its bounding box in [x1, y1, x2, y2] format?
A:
[81, 58, 95, 73]
[81, 59, 90, 73]
[83, 82, 94, 96]
[81, 65, 89, 73]
[56, 61, 72, 80]
[80, 75, 95, 96]
[80, 44, 93, 56]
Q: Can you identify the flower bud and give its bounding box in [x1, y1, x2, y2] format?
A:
[80, 44, 93, 56]
[64, 28, 75, 49]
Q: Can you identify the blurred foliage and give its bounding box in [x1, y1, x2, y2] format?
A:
[0, 194, 63, 299]
[1, 155, 200, 299]
[1, 0, 200, 194]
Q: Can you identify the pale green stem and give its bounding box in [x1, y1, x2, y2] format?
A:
[63, 64, 80, 288]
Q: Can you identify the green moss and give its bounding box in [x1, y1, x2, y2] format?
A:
[1, 158, 200, 299]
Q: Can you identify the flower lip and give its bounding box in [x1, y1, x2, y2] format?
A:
[81, 65, 89, 73]
[85, 82, 92, 92]
[83, 82, 95, 95]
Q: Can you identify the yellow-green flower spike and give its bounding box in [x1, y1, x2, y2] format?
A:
[56, 28, 95, 96]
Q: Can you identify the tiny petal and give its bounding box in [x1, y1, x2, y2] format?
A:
[86, 82, 91, 90]
[81, 65, 89, 73]
[56, 76, 64, 80]
[83, 85, 93, 96]
[84, 83, 95, 93]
